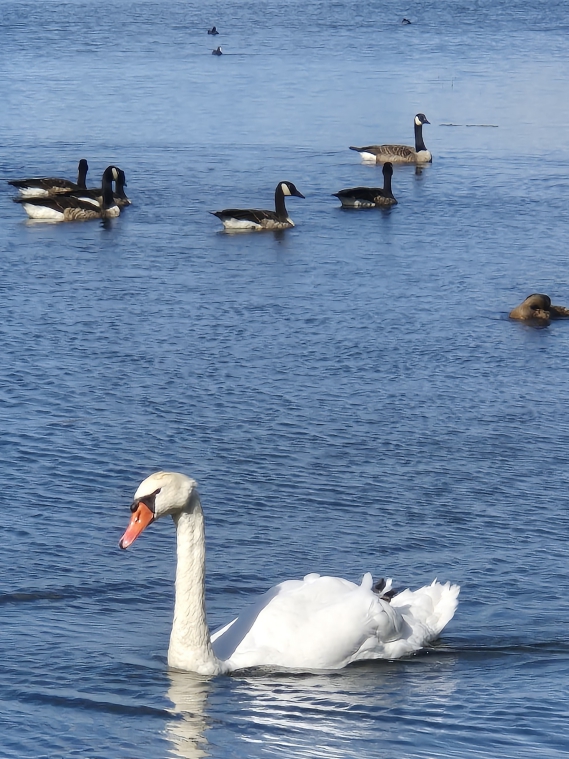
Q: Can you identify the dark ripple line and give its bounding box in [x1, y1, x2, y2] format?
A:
[9, 687, 175, 718]
[0, 581, 136, 605]
[421, 640, 569, 656]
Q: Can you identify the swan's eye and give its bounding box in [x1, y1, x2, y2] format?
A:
[130, 488, 161, 514]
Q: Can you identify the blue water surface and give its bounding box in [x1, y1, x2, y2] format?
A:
[1, 0, 569, 757]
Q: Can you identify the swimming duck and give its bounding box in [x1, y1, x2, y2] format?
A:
[509, 294, 569, 326]
[62, 168, 131, 208]
[208, 26, 219, 35]
[14, 166, 121, 222]
[119, 471, 460, 675]
[350, 113, 432, 164]
[212, 46, 223, 55]
[333, 162, 397, 208]
[212, 181, 305, 230]
[402, 18, 412, 24]
[8, 158, 89, 197]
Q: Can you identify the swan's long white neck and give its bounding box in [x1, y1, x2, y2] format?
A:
[168, 492, 224, 675]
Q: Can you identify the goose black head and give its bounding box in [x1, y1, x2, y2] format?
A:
[102, 165, 122, 183]
[415, 113, 430, 126]
[280, 181, 305, 199]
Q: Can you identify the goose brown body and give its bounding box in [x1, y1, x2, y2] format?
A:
[8, 159, 89, 197]
[212, 181, 305, 230]
[350, 114, 432, 164]
[15, 166, 122, 221]
[334, 163, 397, 207]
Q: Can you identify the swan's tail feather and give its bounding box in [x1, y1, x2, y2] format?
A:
[391, 579, 460, 641]
[425, 580, 460, 636]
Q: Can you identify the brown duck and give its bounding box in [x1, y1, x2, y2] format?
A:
[509, 294, 569, 326]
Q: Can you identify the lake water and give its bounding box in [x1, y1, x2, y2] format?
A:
[1, 0, 569, 756]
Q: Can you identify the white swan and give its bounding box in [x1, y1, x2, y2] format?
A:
[119, 472, 459, 675]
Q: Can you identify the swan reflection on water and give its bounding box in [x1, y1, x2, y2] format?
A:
[165, 654, 459, 759]
[166, 672, 211, 759]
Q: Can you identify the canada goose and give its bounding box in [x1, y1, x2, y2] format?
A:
[208, 26, 219, 35]
[509, 294, 569, 326]
[212, 46, 223, 55]
[350, 113, 432, 164]
[212, 181, 305, 230]
[14, 166, 121, 222]
[63, 168, 131, 208]
[8, 159, 89, 197]
[333, 162, 397, 208]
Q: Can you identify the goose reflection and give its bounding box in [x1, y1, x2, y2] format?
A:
[165, 655, 459, 758]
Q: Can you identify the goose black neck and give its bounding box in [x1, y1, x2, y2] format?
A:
[382, 170, 394, 199]
[101, 171, 115, 210]
[274, 185, 288, 221]
[414, 122, 427, 152]
[115, 175, 127, 200]
[77, 161, 88, 189]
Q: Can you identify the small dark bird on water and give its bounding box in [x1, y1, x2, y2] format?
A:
[208, 26, 219, 35]
[212, 46, 222, 55]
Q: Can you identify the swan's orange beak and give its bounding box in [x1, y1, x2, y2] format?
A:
[119, 502, 155, 549]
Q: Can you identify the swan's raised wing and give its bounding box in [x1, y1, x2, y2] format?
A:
[211, 572, 444, 671]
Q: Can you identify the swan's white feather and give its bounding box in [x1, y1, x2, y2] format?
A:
[211, 572, 459, 671]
